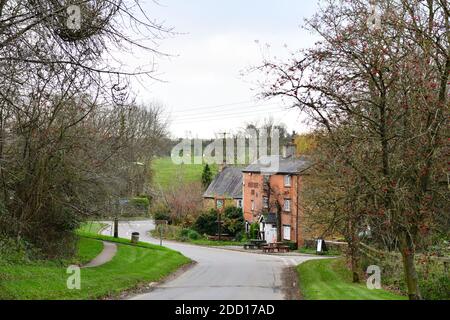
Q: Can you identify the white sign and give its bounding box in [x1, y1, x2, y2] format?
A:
[317, 239, 323, 252]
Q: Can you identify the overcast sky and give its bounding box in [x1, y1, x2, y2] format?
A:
[127, 0, 320, 138]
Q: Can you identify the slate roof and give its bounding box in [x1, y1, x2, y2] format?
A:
[242, 155, 311, 175]
[203, 167, 243, 199]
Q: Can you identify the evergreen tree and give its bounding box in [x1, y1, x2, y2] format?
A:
[201, 164, 213, 189]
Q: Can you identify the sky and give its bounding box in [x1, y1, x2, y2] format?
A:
[125, 0, 320, 138]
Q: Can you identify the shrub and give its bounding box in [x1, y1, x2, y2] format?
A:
[150, 202, 171, 223]
[187, 229, 201, 240]
[193, 209, 218, 236]
[420, 274, 450, 300]
[131, 197, 150, 210]
[223, 206, 245, 237]
[283, 241, 298, 250]
[249, 222, 260, 239]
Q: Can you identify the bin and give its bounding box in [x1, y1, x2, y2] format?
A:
[131, 232, 140, 244]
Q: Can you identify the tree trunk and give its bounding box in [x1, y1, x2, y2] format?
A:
[349, 240, 360, 283]
[276, 203, 282, 242]
[399, 232, 422, 300]
[347, 220, 360, 283]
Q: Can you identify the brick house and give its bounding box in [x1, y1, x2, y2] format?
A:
[203, 167, 243, 210]
[242, 154, 311, 246]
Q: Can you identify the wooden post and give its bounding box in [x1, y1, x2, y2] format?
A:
[113, 217, 119, 238]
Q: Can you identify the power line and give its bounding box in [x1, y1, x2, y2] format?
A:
[172, 102, 281, 115]
[171, 106, 285, 123]
[173, 99, 256, 112]
[171, 107, 296, 124]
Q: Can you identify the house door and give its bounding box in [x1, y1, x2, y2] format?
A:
[265, 225, 277, 244]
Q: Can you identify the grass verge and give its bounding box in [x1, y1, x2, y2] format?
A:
[150, 229, 244, 247]
[78, 222, 107, 234]
[297, 258, 407, 300]
[0, 233, 191, 300]
[297, 247, 341, 256]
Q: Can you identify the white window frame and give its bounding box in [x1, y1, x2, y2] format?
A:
[236, 199, 243, 209]
[284, 175, 292, 187]
[251, 200, 255, 211]
[263, 197, 269, 209]
[283, 225, 291, 241]
[284, 199, 291, 212]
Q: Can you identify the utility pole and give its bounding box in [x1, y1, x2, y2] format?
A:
[219, 131, 227, 167]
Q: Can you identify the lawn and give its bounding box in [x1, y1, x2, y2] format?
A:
[297, 247, 341, 256]
[297, 258, 407, 300]
[149, 227, 244, 247]
[0, 234, 191, 300]
[78, 222, 107, 234]
[151, 157, 218, 189]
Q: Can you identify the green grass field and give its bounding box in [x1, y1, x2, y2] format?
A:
[151, 157, 218, 189]
[0, 234, 190, 300]
[78, 222, 107, 234]
[297, 258, 407, 300]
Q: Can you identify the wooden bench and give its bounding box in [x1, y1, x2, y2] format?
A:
[262, 244, 290, 253]
[262, 245, 276, 253]
[277, 245, 290, 253]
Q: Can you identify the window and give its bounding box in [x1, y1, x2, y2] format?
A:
[236, 199, 243, 209]
[263, 197, 269, 208]
[284, 175, 292, 187]
[284, 199, 291, 212]
[283, 225, 291, 241]
[216, 199, 224, 210]
[251, 200, 255, 211]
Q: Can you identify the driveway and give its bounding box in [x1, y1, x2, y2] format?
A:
[102, 220, 322, 300]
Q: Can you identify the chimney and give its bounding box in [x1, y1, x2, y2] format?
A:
[282, 139, 297, 159]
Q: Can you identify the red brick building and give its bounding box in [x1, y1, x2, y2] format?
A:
[242, 155, 311, 246]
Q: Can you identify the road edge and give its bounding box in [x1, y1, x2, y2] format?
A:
[110, 260, 198, 300]
[282, 265, 302, 300]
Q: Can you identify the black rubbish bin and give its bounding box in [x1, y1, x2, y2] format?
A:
[131, 232, 140, 244]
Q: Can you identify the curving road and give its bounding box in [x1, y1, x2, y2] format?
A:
[102, 220, 321, 300]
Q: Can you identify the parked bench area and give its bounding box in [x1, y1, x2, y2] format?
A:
[262, 243, 290, 253]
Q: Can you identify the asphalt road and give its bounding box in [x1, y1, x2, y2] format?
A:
[102, 220, 321, 300]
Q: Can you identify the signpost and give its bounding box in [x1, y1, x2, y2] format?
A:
[155, 220, 168, 246]
[114, 199, 130, 238]
[316, 238, 328, 255]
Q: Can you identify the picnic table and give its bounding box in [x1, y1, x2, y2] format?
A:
[243, 239, 267, 250]
[262, 242, 290, 253]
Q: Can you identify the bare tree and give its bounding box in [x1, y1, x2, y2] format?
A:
[255, 0, 449, 299]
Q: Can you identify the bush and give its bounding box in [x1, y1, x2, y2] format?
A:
[420, 274, 450, 300]
[193, 209, 218, 236]
[249, 222, 260, 239]
[131, 197, 150, 210]
[187, 229, 201, 240]
[150, 202, 171, 223]
[283, 241, 298, 250]
[223, 206, 245, 237]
